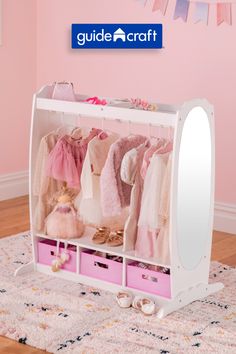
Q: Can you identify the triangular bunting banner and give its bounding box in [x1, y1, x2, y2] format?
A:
[193, 2, 209, 25]
[136, 0, 233, 26]
[152, 0, 169, 15]
[173, 0, 190, 22]
[217, 3, 232, 26]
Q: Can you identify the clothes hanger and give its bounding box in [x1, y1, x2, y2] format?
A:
[97, 117, 108, 139]
[148, 123, 161, 144]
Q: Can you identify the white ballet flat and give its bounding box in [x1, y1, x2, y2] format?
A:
[141, 298, 156, 315]
[116, 291, 133, 308]
[132, 296, 156, 315]
[132, 296, 144, 310]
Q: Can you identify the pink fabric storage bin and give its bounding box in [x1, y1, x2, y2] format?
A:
[37, 239, 77, 272]
[126, 262, 171, 298]
[80, 250, 123, 285]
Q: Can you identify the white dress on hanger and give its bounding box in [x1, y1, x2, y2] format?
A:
[135, 151, 170, 258]
[154, 153, 172, 264]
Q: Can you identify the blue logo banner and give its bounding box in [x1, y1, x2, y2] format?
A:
[71, 24, 162, 49]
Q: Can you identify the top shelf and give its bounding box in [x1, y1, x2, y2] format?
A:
[35, 85, 178, 127]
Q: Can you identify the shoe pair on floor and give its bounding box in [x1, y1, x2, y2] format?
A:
[116, 291, 156, 315]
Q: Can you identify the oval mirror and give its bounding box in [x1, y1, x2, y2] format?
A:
[177, 106, 212, 270]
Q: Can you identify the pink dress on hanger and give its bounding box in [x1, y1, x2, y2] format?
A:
[140, 138, 166, 179]
[46, 128, 103, 190]
[100, 135, 146, 217]
[33, 127, 84, 232]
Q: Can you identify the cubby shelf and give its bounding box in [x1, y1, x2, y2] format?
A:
[36, 230, 170, 269]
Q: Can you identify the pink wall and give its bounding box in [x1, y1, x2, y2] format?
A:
[0, 0, 36, 174]
[1, 0, 235, 205]
[36, 0, 236, 204]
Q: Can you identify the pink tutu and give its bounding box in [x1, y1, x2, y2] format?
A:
[46, 129, 104, 190]
[45, 202, 84, 239]
[46, 137, 80, 189]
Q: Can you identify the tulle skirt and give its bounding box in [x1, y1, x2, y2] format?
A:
[46, 210, 84, 239]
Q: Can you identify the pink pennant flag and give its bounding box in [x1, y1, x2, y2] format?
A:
[174, 0, 190, 22]
[217, 3, 232, 26]
[152, 0, 169, 15]
[193, 2, 209, 25]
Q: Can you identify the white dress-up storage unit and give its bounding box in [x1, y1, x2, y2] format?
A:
[15, 85, 224, 318]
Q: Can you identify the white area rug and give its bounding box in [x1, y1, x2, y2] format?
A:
[0, 232, 236, 353]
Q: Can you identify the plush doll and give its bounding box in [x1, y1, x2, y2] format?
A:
[45, 191, 85, 239]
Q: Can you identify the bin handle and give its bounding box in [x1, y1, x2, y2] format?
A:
[94, 261, 109, 269]
[142, 274, 158, 283]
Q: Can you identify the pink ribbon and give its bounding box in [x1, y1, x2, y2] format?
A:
[193, 2, 209, 25]
[85, 97, 107, 105]
[217, 3, 232, 26]
[174, 0, 190, 22]
[152, 0, 169, 15]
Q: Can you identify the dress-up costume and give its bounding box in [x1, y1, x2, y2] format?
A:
[33, 127, 86, 232]
[76, 132, 128, 228]
[33, 132, 65, 232]
[121, 143, 149, 251]
[154, 153, 172, 264]
[100, 135, 146, 217]
[135, 146, 172, 258]
[46, 128, 103, 190]
[140, 138, 166, 179]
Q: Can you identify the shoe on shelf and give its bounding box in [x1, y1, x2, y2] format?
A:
[107, 230, 124, 247]
[92, 227, 110, 244]
[116, 291, 133, 308]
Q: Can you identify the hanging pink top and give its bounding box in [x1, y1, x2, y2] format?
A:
[100, 135, 146, 217]
[140, 138, 166, 179]
[46, 128, 106, 190]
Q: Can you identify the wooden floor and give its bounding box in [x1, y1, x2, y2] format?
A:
[0, 196, 235, 354]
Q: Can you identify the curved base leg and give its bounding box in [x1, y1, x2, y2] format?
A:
[14, 261, 35, 277]
[157, 282, 224, 319]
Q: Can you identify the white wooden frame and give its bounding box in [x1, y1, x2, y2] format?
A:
[15, 85, 223, 318]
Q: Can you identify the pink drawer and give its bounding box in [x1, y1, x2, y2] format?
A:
[37, 239, 77, 272]
[80, 251, 123, 285]
[126, 262, 171, 298]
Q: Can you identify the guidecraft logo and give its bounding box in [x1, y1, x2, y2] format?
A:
[71, 24, 162, 49]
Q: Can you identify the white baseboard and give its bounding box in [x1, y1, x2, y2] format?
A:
[214, 202, 236, 235]
[0, 171, 29, 201]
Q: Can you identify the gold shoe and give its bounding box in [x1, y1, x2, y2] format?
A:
[92, 227, 110, 244]
[107, 230, 124, 247]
